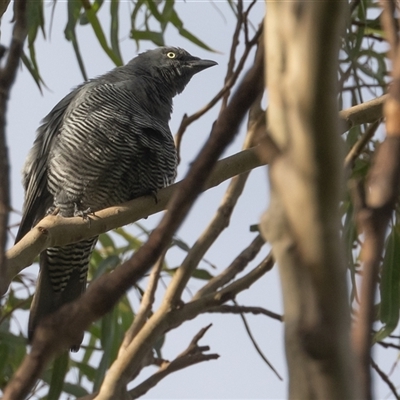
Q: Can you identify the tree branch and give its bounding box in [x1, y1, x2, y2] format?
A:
[351, 3, 400, 397]
[263, 2, 358, 398]
[128, 325, 219, 399]
[193, 234, 265, 300]
[370, 357, 400, 400]
[0, 0, 27, 305]
[120, 250, 165, 351]
[233, 300, 282, 380]
[206, 304, 282, 322]
[339, 94, 387, 133]
[2, 146, 265, 296]
[96, 251, 274, 400]
[344, 119, 381, 171]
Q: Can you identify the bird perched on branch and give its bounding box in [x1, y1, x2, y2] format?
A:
[15, 47, 217, 350]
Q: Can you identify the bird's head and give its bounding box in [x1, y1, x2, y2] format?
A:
[128, 47, 217, 96]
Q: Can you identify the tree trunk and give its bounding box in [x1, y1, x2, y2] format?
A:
[260, 3, 360, 398]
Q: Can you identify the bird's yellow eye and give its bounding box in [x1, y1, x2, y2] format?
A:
[167, 52, 176, 59]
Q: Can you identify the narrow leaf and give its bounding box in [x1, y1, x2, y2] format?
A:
[47, 351, 69, 400]
[110, 0, 122, 63]
[375, 226, 400, 341]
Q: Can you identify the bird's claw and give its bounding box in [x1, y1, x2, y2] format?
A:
[74, 205, 96, 228]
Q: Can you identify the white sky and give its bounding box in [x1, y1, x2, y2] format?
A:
[2, 1, 398, 399]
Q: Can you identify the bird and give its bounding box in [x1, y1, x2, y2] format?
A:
[15, 47, 217, 350]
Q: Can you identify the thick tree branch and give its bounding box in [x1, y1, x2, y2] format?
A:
[0, 0, 27, 304]
[2, 40, 264, 400]
[2, 146, 265, 297]
[263, 2, 358, 398]
[351, 3, 400, 398]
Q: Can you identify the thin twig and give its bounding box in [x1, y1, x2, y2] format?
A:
[193, 234, 265, 300]
[344, 119, 382, 171]
[233, 300, 282, 380]
[120, 249, 166, 351]
[370, 357, 400, 400]
[128, 325, 219, 399]
[206, 304, 282, 322]
[377, 341, 400, 350]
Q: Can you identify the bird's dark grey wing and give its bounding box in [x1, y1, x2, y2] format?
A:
[15, 88, 81, 243]
[45, 81, 177, 214]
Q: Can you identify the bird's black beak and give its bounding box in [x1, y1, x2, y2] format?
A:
[189, 58, 218, 73]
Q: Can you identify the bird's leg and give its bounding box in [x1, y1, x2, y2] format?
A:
[46, 206, 60, 216]
[147, 189, 158, 204]
[74, 204, 96, 228]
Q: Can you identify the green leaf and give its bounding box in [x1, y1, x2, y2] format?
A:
[63, 382, 89, 397]
[79, 0, 104, 24]
[375, 226, 400, 341]
[48, 352, 69, 400]
[81, 0, 123, 66]
[94, 307, 119, 390]
[130, 29, 165, 47]
[118, 295, 135, 332]
[172, 237, 191, 252]
[64, 0, 87, 80]
[0, 343, 10, 384]
[168, 9, 214, 51]
[192, 268, 214, 280]
[92, 254, 120, 280]
[153, 334, 165, 359]
[72, 361, 97, 382]
[98, 233, 116, 252]
[110, 0, 122, 63]
[166, 267, 214, 281]
[25, 0, 46, 90]
[145, 0, 163, 22]
[114, 227, 143, 250]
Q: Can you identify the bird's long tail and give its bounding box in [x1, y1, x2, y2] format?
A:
[28, 237, 98, 351]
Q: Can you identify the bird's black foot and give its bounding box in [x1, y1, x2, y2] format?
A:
[148, 189, 158, 204]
